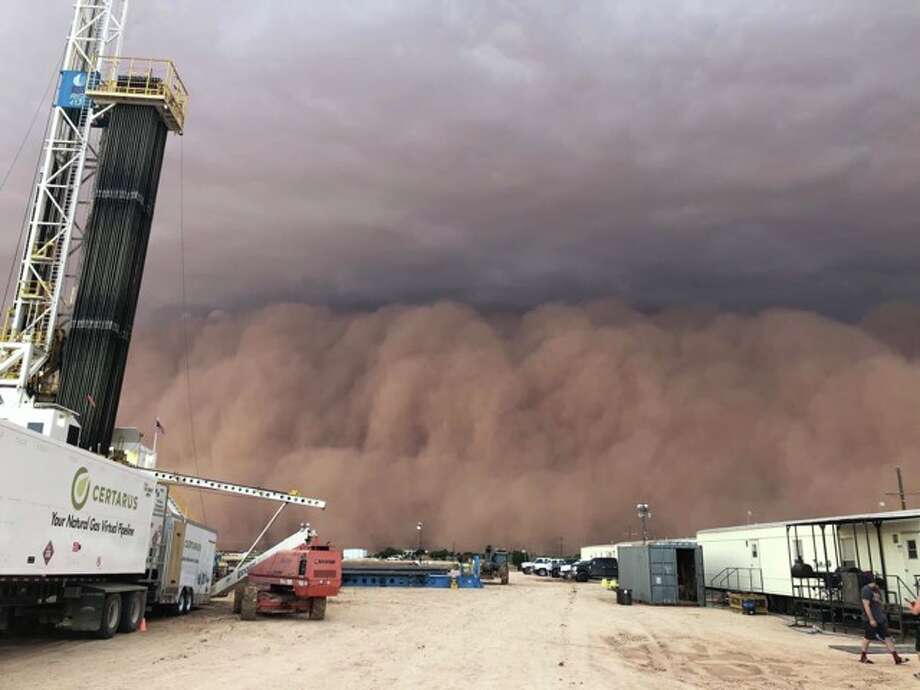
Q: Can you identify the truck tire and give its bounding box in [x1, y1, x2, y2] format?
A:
[537, 568, 547, 577]
[309, 597, 326, 621]
[181, 588, 193, 614]
[233, 585, 244, 614]
[118, 591, 144, 633]
[171, 590, 184, 616]
[500, 569, 509, 585]
[240, 585, 258, 621]
[97, 593, 122, 639]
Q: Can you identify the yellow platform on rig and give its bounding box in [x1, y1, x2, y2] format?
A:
[87, 57, 188, 133]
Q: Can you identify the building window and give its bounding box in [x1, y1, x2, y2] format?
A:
[908, 540, 918, 560]
[751, 543, 758, 558]
[27, 422, 44, 434]
[894, 534, 900, 544]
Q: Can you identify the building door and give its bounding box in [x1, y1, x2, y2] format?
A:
[749, 539, 760, 569]
[649, 547, 679, 604]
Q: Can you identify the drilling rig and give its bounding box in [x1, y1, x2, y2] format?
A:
[0, 2, 334, 637]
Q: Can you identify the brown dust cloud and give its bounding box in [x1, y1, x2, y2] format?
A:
[117, 300, 920, 554]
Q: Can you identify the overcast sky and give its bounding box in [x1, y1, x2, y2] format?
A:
[1, 1, 919, 320]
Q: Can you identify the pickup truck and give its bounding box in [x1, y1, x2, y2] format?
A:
[553, 559, 578, 578]
[522, 557, 555, 576]
[572, 557, 618, 582]
[534, 558, 567, 577]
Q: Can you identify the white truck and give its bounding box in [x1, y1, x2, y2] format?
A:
[522, 557, 561, 576]
[0, 419, 157, 637]
[0, 419, 326, 637]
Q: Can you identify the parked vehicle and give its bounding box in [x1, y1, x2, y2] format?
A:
[573, 557, 618, 582]
[563, 560, 585, 580]
[146, 486, 218, 614]
[523, 557, 550, 575]
[234, 541, 341, 621]
[533, 558, 553, 576]
[552, 559, 578, 578]
[479, 546, 510, 584]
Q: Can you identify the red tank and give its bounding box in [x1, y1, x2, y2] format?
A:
[235, 544, 341, 621]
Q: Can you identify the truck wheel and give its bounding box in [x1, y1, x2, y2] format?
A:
[97, 594, 122, 639]
[171, 591, 184, 616]
[118, 591, 144, 633]
[501, 571, 509, 585]
[240, 586, 258, 621]
[309, 597, 327, 621]
[537, 568, 547, 577]
[182, 588, 193, 614]
[233, 585, 244, 614]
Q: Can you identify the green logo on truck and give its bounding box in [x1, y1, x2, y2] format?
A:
[69, 467, 139, 511]
[71, 467, 90, 510]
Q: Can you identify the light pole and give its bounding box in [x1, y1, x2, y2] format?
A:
[416, 521, 423, 556]
[636, 503, 651, 544]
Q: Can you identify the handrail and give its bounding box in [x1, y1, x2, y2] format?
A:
[708, 566, 764, 592]
[883, 573, 919, 610]
[86, 56, 187, 132]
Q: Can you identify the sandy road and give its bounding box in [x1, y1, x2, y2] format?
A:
[0, 573, 915, 689]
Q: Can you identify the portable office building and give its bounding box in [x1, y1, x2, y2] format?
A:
[698, 509, 920, 620]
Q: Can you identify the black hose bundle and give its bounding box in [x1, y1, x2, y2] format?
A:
[56, 105, 168, 452]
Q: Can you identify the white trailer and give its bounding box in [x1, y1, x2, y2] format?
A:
[0, 419, 157, 636]
[697, 522, 802, 599]
[144, 486, 218, 613]
[698, 509, 920, 612]
[0, 420, 157, 577]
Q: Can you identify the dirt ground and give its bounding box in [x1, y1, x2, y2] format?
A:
[1, 573, 917, 689]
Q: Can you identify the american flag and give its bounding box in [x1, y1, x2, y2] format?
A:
[155, 418, 166, 435]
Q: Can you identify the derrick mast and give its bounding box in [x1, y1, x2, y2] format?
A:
[0, 1, 187, 453]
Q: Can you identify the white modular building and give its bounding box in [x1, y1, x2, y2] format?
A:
[580, 544, 617, 560]
[698, 509, 920, 612]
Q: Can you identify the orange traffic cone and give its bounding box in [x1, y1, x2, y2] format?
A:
[139, 617, 147, 632]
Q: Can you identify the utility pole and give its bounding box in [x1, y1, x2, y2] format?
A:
[416, 521, 423, 555]
[884, 466, 920, 510]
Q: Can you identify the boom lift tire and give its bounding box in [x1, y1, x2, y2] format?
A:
[233, 585, 244, 614]
[97, 594, 122, 639]
[118, 591, 144, 633]
[309, 597, 326, 621]
[240, 585, 258, 621]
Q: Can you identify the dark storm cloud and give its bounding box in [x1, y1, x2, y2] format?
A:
[2, 1, 920, 318]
